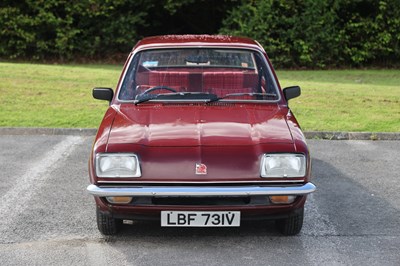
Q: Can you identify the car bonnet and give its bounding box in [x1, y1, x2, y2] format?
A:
[106, 103, 294, 148]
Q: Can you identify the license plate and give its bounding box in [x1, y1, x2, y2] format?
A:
[161, 211, 240, 227]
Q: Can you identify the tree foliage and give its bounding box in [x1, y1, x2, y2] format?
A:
[220, 0, 400, 68]
[0, 0, 151, 61]
[1, 0, 399, 67]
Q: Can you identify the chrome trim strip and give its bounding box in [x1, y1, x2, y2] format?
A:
[97, 180, 306, 184]
[87, 182, 316, 197]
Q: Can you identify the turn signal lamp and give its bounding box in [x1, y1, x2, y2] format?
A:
[269, 195, 296, 204]
[106, 196, 132, 204]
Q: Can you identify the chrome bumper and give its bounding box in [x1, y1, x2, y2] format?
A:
[87, 182, 316, 197]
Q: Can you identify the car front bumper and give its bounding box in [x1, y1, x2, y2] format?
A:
[87, 182, 316, 197]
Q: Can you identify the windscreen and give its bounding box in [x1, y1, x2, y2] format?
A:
[119, 48, 279, 102]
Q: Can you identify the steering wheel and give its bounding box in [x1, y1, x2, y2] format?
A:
[142, 86, 177, 94]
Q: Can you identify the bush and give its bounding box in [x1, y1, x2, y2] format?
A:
[1, 0, 399, 67]
[220, 0, 400, 68]
[0, 0, 150, 61]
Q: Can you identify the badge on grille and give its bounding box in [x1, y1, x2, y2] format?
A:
[195, 163, 207, 175]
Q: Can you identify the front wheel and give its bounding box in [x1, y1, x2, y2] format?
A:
[96, 208, 122, 235]
[275, 207, 304, 236]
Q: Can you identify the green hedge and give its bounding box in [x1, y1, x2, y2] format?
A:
[220, 0, 400, 68]
[0, 0, 150, 61]
[1, 0, 399, 68]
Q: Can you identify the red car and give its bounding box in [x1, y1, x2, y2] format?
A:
[87, 35, 316, 235]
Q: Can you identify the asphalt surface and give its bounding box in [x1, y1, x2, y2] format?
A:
[0, 135, 399, 265]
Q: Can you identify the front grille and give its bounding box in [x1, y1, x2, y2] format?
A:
[130, 195, 271, 206]
[152, 196, 250, 205]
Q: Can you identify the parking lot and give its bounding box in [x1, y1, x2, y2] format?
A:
[0, 135, 399, 265]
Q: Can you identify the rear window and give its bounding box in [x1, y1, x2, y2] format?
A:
[139, 49, 256, 68]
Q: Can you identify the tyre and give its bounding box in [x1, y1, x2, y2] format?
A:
[275, 207, 304, 236]
[96, 208, 122, 235]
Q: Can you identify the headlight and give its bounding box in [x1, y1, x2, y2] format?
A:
[95, 153, 141, 178]
[260, 154, 306, 178]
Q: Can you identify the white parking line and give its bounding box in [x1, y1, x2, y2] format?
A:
[0, 136, 85, 234]
[301, 194, 346, 265]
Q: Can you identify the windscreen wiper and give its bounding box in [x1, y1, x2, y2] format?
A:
[134, 93, 159, 105]
[135, 92, 218, 105]
[207, 92, 277, 103]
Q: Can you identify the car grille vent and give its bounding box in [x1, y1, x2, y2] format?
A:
[152, 196, 251, 205]
[129, 195, 272, 206]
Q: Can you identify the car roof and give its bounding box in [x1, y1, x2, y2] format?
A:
[132, 35, 265, 53]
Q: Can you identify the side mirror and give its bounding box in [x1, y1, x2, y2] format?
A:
[93, 87, 114, 102]
[283, 86, 301, 101]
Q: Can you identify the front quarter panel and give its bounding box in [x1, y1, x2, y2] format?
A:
[285, 109, 311, 181]
[89, 106, 117, 184]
